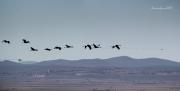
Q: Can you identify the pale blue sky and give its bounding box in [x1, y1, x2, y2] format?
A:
[0, 0, 180, 62]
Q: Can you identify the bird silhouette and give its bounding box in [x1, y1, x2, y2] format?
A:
[160, 48, 164, 51]
[84, 44, 92, 50]
[22, 39, 30, 43]
[65, 45, 73, 48]
[54, 46, 62, 50]
[92, 43, 101, 48]
[44, 48, 52, 51]
[18, 59, 22, 62]
[30, 47, 38, 51]
[112, 45, 121, 50]
[2, 40, 10, 44]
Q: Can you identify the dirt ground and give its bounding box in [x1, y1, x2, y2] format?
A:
[1, 80, 180, 91]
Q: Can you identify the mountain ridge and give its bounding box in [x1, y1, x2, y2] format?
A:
[0, 56, 179, 67]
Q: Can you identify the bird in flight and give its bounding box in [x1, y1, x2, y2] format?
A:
[65, 45, 73, 48]
[30, 47, 38, 51]
[160, 48, 164, 51]
[18, 59, 22, 62]
[84, 44, 92, 50]
[22, 39, 30, 44]
[2, 40, 10, 44]
[54, 46, 62, 50]
[44, 48, 52, 51]
[112, 45, 121, 50]
[92, 43, 101, 48]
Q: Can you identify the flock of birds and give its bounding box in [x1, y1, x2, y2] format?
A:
[2, 39, 122, 52]
[2, 39, 166, 62]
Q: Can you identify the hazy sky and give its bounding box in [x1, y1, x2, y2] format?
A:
[0, 0, 180, 62]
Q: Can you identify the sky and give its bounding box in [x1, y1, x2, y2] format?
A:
[0, 0, 180, 62]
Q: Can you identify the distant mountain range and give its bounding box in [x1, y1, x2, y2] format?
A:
[0, 56, 180, 67]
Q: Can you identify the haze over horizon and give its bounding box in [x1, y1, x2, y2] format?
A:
[0, 0, 180, 62]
